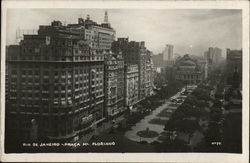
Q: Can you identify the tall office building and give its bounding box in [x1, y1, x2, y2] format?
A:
[163, 44, 174, 67]
[6, 13, 115, 141]
[204, 47, 222, 77]
[212, 47, 222, 64]
[204, 47, 222, 65]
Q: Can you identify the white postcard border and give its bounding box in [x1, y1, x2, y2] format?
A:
[1, 1, 249, 162]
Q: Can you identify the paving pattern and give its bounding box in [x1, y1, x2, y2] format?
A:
[124, 87, 186, 143]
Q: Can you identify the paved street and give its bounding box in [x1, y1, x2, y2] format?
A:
[78, 115, 125, 143]
[124, 87, 186, 143]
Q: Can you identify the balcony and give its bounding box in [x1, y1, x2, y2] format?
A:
[75, 95, 81, 99]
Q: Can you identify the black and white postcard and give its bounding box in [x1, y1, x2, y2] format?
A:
[1, 0, 249, 162]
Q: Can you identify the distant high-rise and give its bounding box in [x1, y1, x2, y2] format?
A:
[163, 44, 174, 67]
[204, 47, 222, 77]
[204, 47, 222, 65]
[211, 47, 222, 65]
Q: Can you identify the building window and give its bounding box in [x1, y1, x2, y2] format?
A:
[34, 71, 39, 75]
[44, 79, 49, 83]
[35, 48, 40, 53]
[44, 71, 49, 75]
[27, 78, 33, 83]
[11, 70, 17, 75]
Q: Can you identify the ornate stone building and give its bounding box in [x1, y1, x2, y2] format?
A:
[116, 52, 126, 114]
[104, 53, 118, 117]
[173, 54, 204, 84]
[112, 38, 153, 101]
[125, 64, 139, 109]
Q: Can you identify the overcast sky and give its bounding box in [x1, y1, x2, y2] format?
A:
[6, 9, 242, 56]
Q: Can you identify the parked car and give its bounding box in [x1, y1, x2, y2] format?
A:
[170, 98, 177, 103]
[176, 99, 183, 105]
[181, 91, 189, 95]
[178, 96, 186, 100]
[166, 109, 173, 113]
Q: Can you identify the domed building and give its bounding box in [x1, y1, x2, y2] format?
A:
[173, 54, 204, 84]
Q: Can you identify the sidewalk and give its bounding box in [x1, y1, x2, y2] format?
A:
[124, 87, 186, 143]
[76, 115, 123, 143]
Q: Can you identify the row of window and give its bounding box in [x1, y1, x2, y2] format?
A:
[176, 74, 201, 80]
[19, 55, 75, 61]
[17, 76, 102, 87]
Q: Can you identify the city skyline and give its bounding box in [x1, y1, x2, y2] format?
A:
[6, 9, 242, 56]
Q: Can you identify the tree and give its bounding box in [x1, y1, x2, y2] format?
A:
[213, 99, 222, 108]
[178, 119, 199, 133]
[195, 107, 208, 117]
[184, 95, 198, 106]
[210, 107, 222, 122]
[192, 87, 211, 101]
[196, 100, 208, 108]
[177, 103, 198, 117]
